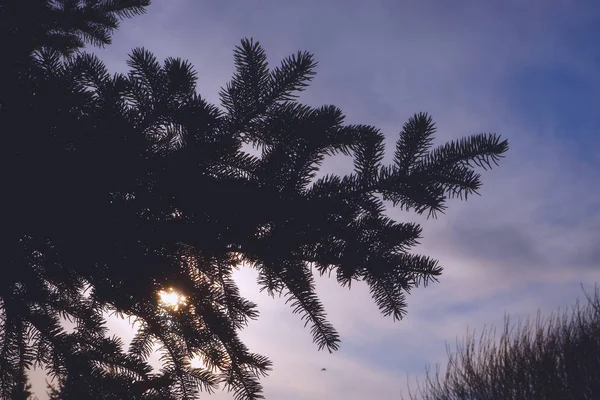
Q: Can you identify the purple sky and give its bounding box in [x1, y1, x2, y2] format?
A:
[30, 0, 600, 398]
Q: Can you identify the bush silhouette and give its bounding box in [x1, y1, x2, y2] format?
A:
[407, 286, 600, 400]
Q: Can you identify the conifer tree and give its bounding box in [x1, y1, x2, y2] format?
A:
[1, 1, 509, 399]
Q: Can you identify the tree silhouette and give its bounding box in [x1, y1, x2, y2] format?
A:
[2, 1, 509, 399]
[406, 287, 600, 400]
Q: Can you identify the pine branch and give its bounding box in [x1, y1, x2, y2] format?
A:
[395, 112, 436, 172]
[127, 47, 165, 98]
[129, 323, 155, 361]
[215, 262, 259, 330]
[219, 38, 270, 122]
[222, 367, 266, 400]
[281, 262, 340, 352]
[265, 49, 317, 103]
[189, 367, 219, 394]
[366, 277, 408, 321]
[378, 165, 447, 217]
[95, 0, 151, 20]
[256, 265, 286, 298]
[64, 52, 112, 97]
[363, 253, 441, 320]
[417, 133, 509, 173]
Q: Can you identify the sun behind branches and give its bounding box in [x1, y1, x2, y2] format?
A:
[158, 288, 188, 311]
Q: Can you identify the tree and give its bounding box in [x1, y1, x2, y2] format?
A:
[2, 1, 157, 398]
[406, 287, 600, 400]
[1, 1, 509, 399]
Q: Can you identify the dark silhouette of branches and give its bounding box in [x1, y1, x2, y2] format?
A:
[406, 286, 600, 400]
[1, 1, 508, 398]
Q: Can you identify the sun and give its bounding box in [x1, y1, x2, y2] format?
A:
[158, 288, 188, 311]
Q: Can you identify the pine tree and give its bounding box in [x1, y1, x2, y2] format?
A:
[2, 1, 157, 398]
[1, 1, 509, 399]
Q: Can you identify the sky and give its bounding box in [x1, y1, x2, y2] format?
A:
[31, 0, 600, 398]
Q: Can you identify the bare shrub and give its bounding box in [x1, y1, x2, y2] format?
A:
[406, 286, 600, 400]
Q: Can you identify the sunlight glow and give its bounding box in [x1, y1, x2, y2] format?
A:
[158, 288, 188, 311]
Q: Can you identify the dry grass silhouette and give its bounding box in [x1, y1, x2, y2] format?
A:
[407, 285, 600, 400]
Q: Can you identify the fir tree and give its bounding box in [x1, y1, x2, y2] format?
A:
[1, 1, 509, 399]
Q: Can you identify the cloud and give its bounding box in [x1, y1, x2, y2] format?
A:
[448, 224, 544, 267]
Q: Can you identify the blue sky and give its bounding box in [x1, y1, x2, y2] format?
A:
[31, 0, 600, 398]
